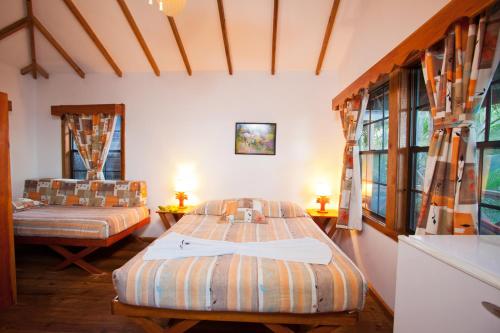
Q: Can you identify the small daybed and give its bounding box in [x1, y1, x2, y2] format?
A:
[112, 199, 366, 333]
[14, 178, 150, 274]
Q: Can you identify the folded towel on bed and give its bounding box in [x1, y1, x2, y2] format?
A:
[143, 232, 332, 264]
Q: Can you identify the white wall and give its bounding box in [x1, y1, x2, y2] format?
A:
[34, 72, 345, 236]
[0, 63, 38, 198]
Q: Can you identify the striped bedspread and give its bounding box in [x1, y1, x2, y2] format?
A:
[113, 214, 366, 313]
[13, 206, 149, 239]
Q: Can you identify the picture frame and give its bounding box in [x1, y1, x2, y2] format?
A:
[235, 122, 277, 155]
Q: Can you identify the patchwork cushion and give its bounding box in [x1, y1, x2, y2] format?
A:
[222, 198, 266, 223]
[12, 198, 45, 212]
[23, 178, 147, 207]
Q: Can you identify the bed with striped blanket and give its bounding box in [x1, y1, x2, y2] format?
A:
[112, 213, 366, 314]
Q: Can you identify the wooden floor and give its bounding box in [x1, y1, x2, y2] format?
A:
[0, 237, 393, 333]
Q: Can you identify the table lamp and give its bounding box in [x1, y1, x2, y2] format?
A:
[174, 177, 191, 209]
[315, 183, 331, 213]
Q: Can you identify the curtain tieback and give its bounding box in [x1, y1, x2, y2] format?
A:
[433, 113, 474, 130]
[346, 140, 358, 147]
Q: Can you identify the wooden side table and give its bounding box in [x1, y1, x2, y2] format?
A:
[306, 209, 338, 238]
[157, 207, 191, 230]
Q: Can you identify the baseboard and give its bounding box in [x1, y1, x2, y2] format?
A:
[367, 282, 394, 318]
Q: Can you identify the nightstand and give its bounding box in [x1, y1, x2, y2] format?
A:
[306, 209, 338, 237]
[156, 207, 191, 230]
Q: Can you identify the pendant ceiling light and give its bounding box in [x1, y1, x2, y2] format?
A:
[148, 0, 187, 17]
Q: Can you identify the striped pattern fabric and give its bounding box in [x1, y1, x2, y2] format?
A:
[113, 214, 366, 313]
[24, 178, 147, 208]
[190, 199, 307, 218]
[337, 90, 369, 230]
[417, 8, 500, 235]
[13, 206, 149, 239]
[66, 113, 117, 180]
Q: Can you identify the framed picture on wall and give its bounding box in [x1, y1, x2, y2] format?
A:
[235, 122, 277, 155]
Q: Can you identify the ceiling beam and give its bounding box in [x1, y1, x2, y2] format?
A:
[167, 17, 192, 76]
[216, 0, 233, 75]
[116, 0, 160, 76]
[63, 0, 122, 77]
[315, 0, 340, 75]
[271, 0, 279, 75]
[33, 16, 85, 78]
[0, 17, 28, 41]
[26, 0, 37, 79]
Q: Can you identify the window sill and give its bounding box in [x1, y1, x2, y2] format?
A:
[362, 212, 399, 242]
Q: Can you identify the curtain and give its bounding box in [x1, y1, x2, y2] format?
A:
[66, 113, 117, 180]
[416, 8, 500, 235]
[337, 89, 369, 230]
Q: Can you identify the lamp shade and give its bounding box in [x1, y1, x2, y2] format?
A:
[315, 183, 331, 196]
[160, 0, 186, 17]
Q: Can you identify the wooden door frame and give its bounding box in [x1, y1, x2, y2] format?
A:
[0, 91, 16, 309]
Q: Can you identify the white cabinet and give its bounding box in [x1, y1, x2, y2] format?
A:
[394, 236, 500, 333]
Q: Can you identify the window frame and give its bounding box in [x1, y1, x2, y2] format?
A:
[61, 113, 126, 180]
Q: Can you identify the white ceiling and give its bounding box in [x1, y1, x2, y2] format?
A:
[0, 0, 450, 76]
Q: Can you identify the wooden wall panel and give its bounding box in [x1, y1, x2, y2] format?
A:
[0, 92, 16, 309]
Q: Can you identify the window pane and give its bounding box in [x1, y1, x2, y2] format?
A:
[475, 105, 486, 142]
[104, 151, 121, 179]
[383, 118, 389, 149]
[370, 184, 380, 214]
[370, 121, 383, 150]
[414, 152, 427, 191]
[481, 148, 500, 207]
[379, 185, 387, 217]
[490, 95, 500, 141]
[363, 108, 370, 124]
[365, 154, 375, 182]
[410, 191, 422, 232]
[73, 171, 87, 180]
[383, 90, 389, 119]
[71, 151, 86, 179]
[418, 72, 429, 107]
[362, 181, 374, 211]
[479, 207, 500, 235]
[416, 109, 431, 146]
[360, 154, 367, 181]
[379, 153, 388, 185]
[360, 126, 369, 151]
[371, 95, 384, 121]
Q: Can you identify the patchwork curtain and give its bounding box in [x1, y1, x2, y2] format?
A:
[416, 8, 500, 235]
[337, 89, 369, 230]
[66, 113, 117, 180]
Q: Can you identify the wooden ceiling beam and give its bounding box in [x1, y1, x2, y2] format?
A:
[116, 0, 160, 76]
[167, 16, 192, 76]
[63, 0, 122, 77]
[271, 0, 279, 75]
[315, 0, 340, 75]
[36, 64, 49, 79]
[51, 104, 125, 117]
[216, 0, 233, 75]
[331, 0, 496, 108]
[33, 16, 85, 78]
[0, 17, 28, 41]
[26, 0, 37, 79]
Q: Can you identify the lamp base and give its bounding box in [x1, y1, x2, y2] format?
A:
[316, 195, 330, 214]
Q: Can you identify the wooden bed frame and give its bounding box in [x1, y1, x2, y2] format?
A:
[111, 297, 359, 333]
[15, 216, 150, 274]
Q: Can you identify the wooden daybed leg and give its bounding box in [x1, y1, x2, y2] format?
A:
[264, 324, 295, 333]
[131, 317, 166, 333]
[48, 245, 103, 274]
[165, 319, 199, 333]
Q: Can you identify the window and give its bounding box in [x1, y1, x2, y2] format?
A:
[407, 69, 431, 233]
[476, 69, 500, 235]
[65, 115, 124, 180]
[407, 67, 500, 235]
[360, 84, 389, 222]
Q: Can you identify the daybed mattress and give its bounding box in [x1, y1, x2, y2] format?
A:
[13, 206, 149, 239]
[112, 214, 367, 314]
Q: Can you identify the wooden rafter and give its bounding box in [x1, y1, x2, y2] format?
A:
[271, 0, 279, 75]
[33, 17, 85, 78]
[167, 17, 192, 76]
[0, 1, 85, 79]
[315, 0, 340, 75]
[0, 17, 28, 41]
[26, 0, 37, 79]
[216, 0, 233, 75]
[63, 0, 122, 77]
[116, 0, 160, 76]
